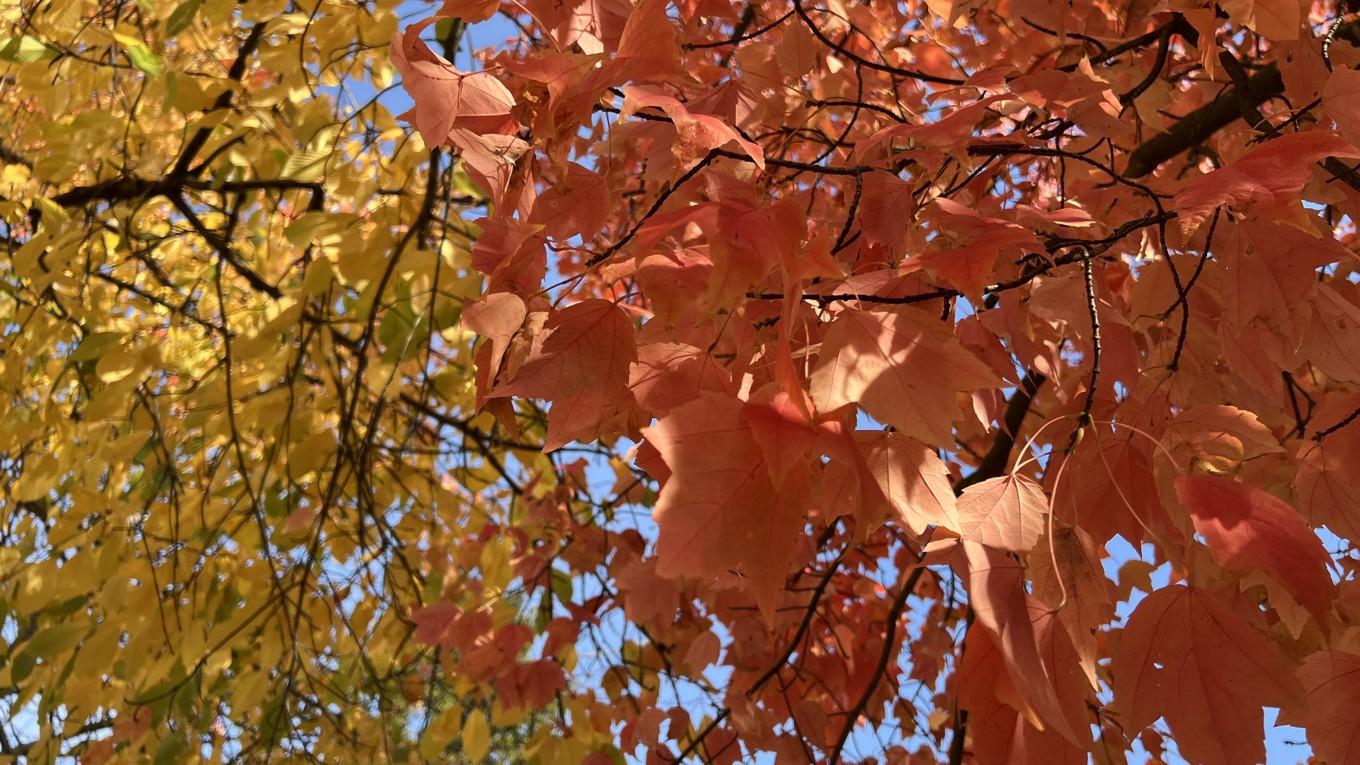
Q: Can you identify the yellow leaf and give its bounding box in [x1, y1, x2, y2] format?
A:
[418, 708, 461, 760]
[462, 709, 490, 762]
[95, 344, 140, 383]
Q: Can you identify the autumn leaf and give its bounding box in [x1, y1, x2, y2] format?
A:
[856, 430, 959, 535]
[1172, 131, 1360, 232]
[1297, 651, 1360, 765]
[961, 541, 1081, 745]
[490, 299, 637, 450]
[1325, 68, 1360, 149]
[810, 306, 1001, 446]
[955, 473, 1048, 552]
[463, 291, 527, 383]
[621, 85, 765, 170]
[1112, 585, 1304, 765]
[391, 19, 518, 146]
[1175, 474, 1334, 625]
[13, 0, 1360, 760]
[1028, 524, 1114, 688]
[642, 393, 808, 621]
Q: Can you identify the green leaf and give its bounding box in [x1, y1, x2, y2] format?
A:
[165, 0, 202, 35]
[113, 32, 162, 76]
[259, 693, 287, 749]
[550, 569, 573, 602]
[0, 36, 56, 63]
[10, 651, 36, 683]
[379, 298, 429, 363]
[153, 730, 189, 765]
[28, 622, 88, 660]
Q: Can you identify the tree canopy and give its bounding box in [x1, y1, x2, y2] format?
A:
[4, 0, 1360, 763]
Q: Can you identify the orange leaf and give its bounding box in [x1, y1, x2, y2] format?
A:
[1112, 585, 1304, 765]
[962, 541, 1080, 745]
[391, 20, 517, 146]
[1297, 651, 1360, 765]
[857, 431, 959, 536]
[462, 292, 527, 381]
[621, 85, 765, 170]
[1171, 131, 1360, 232]
[643, 393, 808, 622]
[1175, 474, 1334, 625]
[491, 300, 636, 450]
[956, 473, 1048, 552]
[810, 307, 1000, 446]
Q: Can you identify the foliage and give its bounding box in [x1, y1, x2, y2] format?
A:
[7, 0, 1360, 763]
[0, 0, 549, 761]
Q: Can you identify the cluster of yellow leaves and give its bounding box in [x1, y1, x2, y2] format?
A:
[0, 1, 564, 762]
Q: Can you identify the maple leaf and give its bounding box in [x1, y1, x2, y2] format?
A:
[1028, 524, 1114, 688]
[469, 217, 547, 296]
[391, 20, 518, 146]
[462, 292, 527, 384]
[961, 541, 1080, 744]
[906, 197, 1042, 297]
[642, 392, 808, 621]
[1112, 585, 1304, 765]
[1175, 475, 1334, 624]
[621, 85, 765, 170]
[741, 390, 821, 484]
[856, 430, 959, 535]
[628, 342, 735, 415]
[1301, 284, 1360, 385]
[530, 162, 611, 241]
[1297, 651, 1360, 765]
[1294, 396, 1360, 541]
[1162, 404, 1283, 475]
[810, 307, 1001, 446]
[959, 602, 1093, 765]
[955, 473, 1048, 552]
[438, 0, 500, 22]
[490, 299, 637, 450]
[24, 0, 1360, 760]
[614, 0, 685, 82]
[1171, 131, 1360, 232]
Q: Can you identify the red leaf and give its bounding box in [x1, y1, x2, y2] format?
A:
[810, 307, 1000, 446]
[1028, 525, 1114, 688]
[1175, 474, 1334, 625]
[1297, 651, 1360, 765]
[621, 85, 765, 170]
[462, 292, 526, 382]
[491, 300, 637, 450]
[1325, 68, 1360, 148]
[615, 0, 685, 81]
[643, 393, 808, 621]
[438, 0, 499, 21]
[741, 392, 820, 484]
[391, 20, 517, 146]
[628, 342, 734, 416]
[469, 217, 546, 296]
[955, 473, 1049, 552]
[492, 299, 635, 399]
[1112, 585, 1304, 765]
[1171, 131, 1360, 232]
[958, 602, 1093, 765]
[857, 430, 959, 536]
[961, 541, 1080, 745]
[1294, 396, 1360, 541]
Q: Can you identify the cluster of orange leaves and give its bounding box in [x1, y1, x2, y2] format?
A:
[394, 0, 1360, 761]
